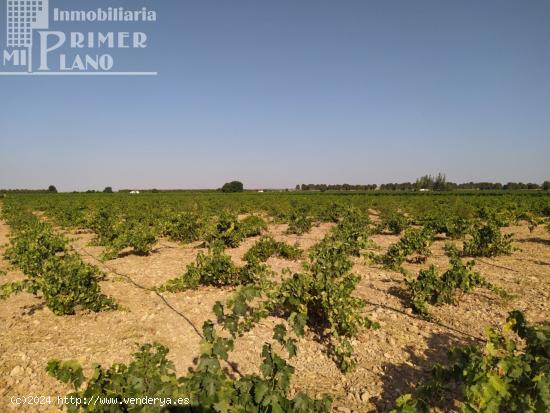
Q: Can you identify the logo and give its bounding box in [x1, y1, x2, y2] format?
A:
[2, 0, 157, 76]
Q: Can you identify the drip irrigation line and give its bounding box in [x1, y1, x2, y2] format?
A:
[73, 245, 245, 378]
[74, 245, 205, 338]
[363, 300, 486, 343]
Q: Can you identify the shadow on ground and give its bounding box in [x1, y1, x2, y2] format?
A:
[372, 332, 475, 412]
[516, 237, 550, 246]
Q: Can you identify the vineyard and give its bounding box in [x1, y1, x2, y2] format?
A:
[0, 191, 549, 412]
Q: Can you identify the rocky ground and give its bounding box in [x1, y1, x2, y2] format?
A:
[0, 216, 549, 412]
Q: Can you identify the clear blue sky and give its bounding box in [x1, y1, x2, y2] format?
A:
[1, 0, 549, 191]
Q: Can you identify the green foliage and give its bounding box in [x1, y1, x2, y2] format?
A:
[239, 215, 268, 238]
[48, 185, 58, 193]
[40, 255, 116, 315]
[160, 245, 241, 292]
[422, 214, 472, 239]
[405, 245, 504, 317]
[515, 211, 544, 233]
[243, 236, 302, 263]
[376, 211, 410, 235]
[391, 311, 550, 413]
[103, 187, 113, 193]
[0, 280, 29, 299]
[48, 321, 332, 413]
[86, 207, 118, 245]
[5, 220, 67, 278]
[122, 221, 157, 256]
[1, 207, 115, 315]
[160, 240, 272, 293]
[314, 207, 371, 257]
[463, 221, 513, 257]
[48, 203, 88, 228]
[100, 221, 156, 260]
[238, 260, 274, 286]
[46, 359, 85, 389]
[286, 210, 313, 235]
[221, 181, 244, 193]
[375, 227, 434, 271]
[207, 212, 243, 248]
[9, 188, 548, 254]
[162, 211, 203, 243]
[213, 284, 270, 336]
[215, 212, 377, 372]
[86, 208, 157, 259]
[206, 213, 268, 248]
[476, 206, 515, 227]
[318, 202, 348, 223]
[277, 253, 378, 372]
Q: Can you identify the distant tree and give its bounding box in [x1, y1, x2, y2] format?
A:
[152, 188, 159, 193]
[504, 182, 527, 190]
[415, 175, 434, 190]
[414, 173, 450, 191]
[221, 181, 244, 193]
[543, 181, 550, 191]
[433, 173, 448, 191]
[298, 183, 377, 191]
[103, 186, 113, 193]
[457, 182, 503, 190]
[48, 185, 57, 193]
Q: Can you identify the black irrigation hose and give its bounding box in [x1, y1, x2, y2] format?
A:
[475, 258, 520, 273]
[73, 245, 204, 338]
[73, 245, 247, 379]
[431, 253, 520, 273]
[363, 300, 487, 343]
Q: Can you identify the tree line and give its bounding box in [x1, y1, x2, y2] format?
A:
[296, 184, 378, 192]
[297, 174, 550, 192]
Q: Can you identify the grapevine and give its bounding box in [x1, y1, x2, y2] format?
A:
[47, 318, 333, 412]
[0, 203, 116, 315]
[391, 311, 549, 413]
[404, 244, 506, 317]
